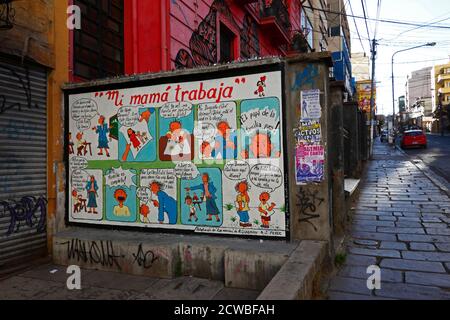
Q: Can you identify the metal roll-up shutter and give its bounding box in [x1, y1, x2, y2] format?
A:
[0, 55, 48, 272]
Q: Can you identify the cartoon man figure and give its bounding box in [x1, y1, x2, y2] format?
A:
[150, 181, 177, 224]
[92, 115, 110, 157]
[113, 188, 130, 217]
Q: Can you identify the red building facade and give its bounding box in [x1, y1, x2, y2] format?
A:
[71, 0, 307, 81]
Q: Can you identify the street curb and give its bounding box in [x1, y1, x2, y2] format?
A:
[395, 145, 450, 197]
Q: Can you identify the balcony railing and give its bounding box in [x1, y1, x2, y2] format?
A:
[258, 0, 290, 43]
[437, 73, 450, 84]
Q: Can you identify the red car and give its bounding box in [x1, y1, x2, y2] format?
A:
[401, 130, 427, 149]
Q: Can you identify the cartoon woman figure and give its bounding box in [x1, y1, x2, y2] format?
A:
[85, 175, 98, 214]
[92, 115, 110, 157]
[254, 76, 266, 97]
[127, 128, 141, 151]
[235, 180, 252, 227]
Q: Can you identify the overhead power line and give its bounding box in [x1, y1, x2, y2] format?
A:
[302, 5, 450, 29]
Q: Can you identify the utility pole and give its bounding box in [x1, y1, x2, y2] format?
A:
[369, 38, 377, 158]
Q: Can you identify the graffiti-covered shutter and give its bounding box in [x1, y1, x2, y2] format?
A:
[0, 55, 48, 272]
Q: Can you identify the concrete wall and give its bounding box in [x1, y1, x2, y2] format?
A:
[284, 53, 333, 243]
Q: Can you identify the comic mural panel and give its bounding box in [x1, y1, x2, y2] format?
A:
[66, 68, 287, 238]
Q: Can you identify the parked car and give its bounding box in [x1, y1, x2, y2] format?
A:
[401, 130, 427, 149]
[380, 130, 388, 142]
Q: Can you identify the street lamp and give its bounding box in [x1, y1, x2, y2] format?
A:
[391, 42, 436, 144]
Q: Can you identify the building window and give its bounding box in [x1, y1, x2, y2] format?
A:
[219, 23, 236, 64]
[445, 81, 450, 88]
[73, 0, 124, 80]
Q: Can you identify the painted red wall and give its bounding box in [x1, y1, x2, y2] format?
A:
[124, 0, 301, 73]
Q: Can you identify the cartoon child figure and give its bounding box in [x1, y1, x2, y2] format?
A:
[242, 132, 281, 159]
[185, 195, 198, 222]
[113, 188, 130, 217]
[254, 76, 266, 97]
[140, 203, 150, 223]
[76, 132, 87, 156]
[235, 180, 252, 227]
[258, 192, 276, 229]
[92, 115, 110, 157]
[72, 189, 79, 212]
[127, 128, 141, 151]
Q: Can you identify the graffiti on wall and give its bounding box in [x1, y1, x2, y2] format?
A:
[0, 65, 41, 115]
[174, 0, 260, 69]
[296, 188, 323, 231]
[66, 68, 287, 238]
[0, 196, 47, 235]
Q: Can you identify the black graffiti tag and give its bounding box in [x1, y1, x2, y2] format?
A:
[132, 244, 159, 269]
[61, 239, 124, 270]
[0, 66, 40, 114]
[296, 188, 324, 232]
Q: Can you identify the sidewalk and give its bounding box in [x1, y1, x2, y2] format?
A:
[327, 141, 450, 300]
[0, 263, 259, 300]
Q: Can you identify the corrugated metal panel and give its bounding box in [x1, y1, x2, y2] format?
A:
[0, 56, 48, 271]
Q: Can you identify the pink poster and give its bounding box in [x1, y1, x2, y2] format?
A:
[295, 144, 325, 184]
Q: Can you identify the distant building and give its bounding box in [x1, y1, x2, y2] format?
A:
[405, 66, 433, 131]
[327, 0, 353, 98]
[431, 60, 450, 133]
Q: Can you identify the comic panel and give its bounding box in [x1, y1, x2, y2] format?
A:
[118, 107, 157, 162]
[196, 101, 238, 161]
[70, 168, 103, 221]
[158, 102, 194, 162]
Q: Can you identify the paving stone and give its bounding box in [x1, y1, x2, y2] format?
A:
[353, 239, 379, 246]
[398, 217, 421, 222]
[355, 220, 395, 227]
[377, 227, 425, 234]
[380, 259, 445, 273]
[349, 247, 401, 258]
[426, 228, 450, 236]
[435, 243, 450, 252]
[421, 218, 442, 223]
[409, 243, 436, 252]
[338, 265, 403, 283]
[346, 254, 377, 266]
[380, 241, 407, 250]
[352, 225, 378, 232]
[378, 216, 397, 221]
[328, 276, 373, 296]
[353, 215, 378, 221]
[375, 282, 450, 300]
[422, 223, 448, 229]
[395, 221, 422, 228]
[352, 231, 397, 242]
[402, 251, 450, 262]
[398, 233, 450, 243]
[405, 272, 450, 288]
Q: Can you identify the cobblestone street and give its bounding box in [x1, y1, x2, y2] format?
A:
[328, 141, 450, 300]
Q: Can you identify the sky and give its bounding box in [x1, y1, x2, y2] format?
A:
[346, 0, 450, 115]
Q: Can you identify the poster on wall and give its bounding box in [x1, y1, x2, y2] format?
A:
[295, 119, 321, 144]
[295, 144, 325, 184]
[65, 66, 287, 238]
[300, 89, 321, 119]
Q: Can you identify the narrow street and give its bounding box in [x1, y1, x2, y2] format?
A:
[327, 141, 450, 299]
[401, 134, 450, 187]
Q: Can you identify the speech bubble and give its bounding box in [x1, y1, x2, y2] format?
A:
[224, 160, 250, 180]
[76, 118, 92, 131]
[117, 106, 140, 127]
[140, 169, 176, 193]
[240, 107, 280, 132]
[137, 187, 151, 204]
[71, 98, 98, 121]
[160, 102, 193, 119]
[249, 164, 283, 192]
[105, 167, 136, 188]
[70, 157, 88, 170]
[193, 122, 216, 141]
[198, 102, 236, 123]
[71, 169, 90, 192]
[174, 162, 200, 180]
